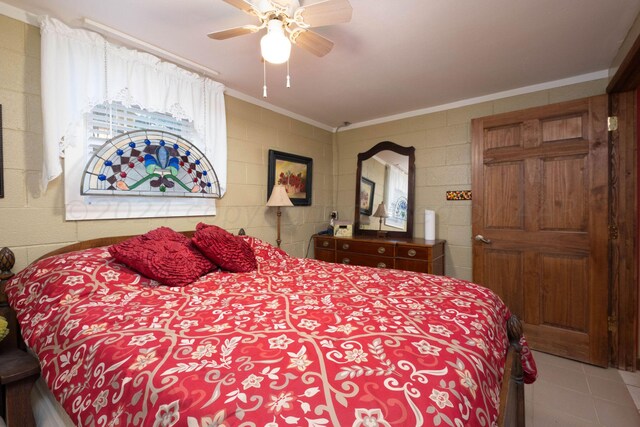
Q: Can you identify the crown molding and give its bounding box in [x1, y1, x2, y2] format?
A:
[341, 70, 609, 131]
[225, 88, 334, 132]
[0, 1, 39, 25]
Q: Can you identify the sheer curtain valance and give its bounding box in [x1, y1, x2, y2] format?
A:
[40, 16, 227, 194]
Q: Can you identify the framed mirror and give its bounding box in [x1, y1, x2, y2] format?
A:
[354, 141, 415, 238]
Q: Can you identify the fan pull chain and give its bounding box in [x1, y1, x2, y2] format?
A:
[286, 59, 291, 88]
[263, 60, 268, 98]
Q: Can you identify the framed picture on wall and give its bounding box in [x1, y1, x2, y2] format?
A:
[359, 177, 375, 216]
[267, 149, 313, 206]
[0, 105, 3, 199]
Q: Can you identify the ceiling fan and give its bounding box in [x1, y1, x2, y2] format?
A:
[208, 0, 353, 64]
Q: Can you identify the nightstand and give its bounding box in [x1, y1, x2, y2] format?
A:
[0, 247, 40, 427]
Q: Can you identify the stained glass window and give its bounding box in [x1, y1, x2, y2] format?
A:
[82, 129, 220, 198]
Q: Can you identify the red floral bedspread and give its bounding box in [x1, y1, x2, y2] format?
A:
[6, 237, 536, 427]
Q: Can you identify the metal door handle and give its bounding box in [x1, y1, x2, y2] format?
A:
[474, 234, 492, 244]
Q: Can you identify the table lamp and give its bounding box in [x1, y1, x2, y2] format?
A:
[266, 185, 293, 247]
[372, 201, 389, 237]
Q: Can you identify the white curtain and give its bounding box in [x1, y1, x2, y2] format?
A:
[384, 164, 408, 229]
[40, 17, 227, 194]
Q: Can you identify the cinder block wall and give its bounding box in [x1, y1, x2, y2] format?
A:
[335, 79, 607, 280]
[0, 13, 609, 279]
[0, 14, 333, 272]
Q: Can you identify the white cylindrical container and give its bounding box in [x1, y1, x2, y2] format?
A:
[425, 209, 436, 240]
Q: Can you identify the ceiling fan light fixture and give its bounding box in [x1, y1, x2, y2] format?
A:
[260, 19, 291, 64]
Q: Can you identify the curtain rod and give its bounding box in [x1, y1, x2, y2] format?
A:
[83, 18, 220, 78]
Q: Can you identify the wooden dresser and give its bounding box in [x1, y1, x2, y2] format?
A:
[313, 235, 445, 275]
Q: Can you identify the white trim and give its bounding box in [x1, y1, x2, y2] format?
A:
[225, 88, 334, 132]
[341, 70, 610, 131]
[0, 1, 38, 25]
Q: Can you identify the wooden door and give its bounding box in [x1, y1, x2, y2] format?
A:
[471, 95, 609, 366]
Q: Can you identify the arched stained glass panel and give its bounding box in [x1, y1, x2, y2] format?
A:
[82, 130, 220, 198]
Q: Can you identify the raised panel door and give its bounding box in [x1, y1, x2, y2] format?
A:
[472, 95, 609, 366]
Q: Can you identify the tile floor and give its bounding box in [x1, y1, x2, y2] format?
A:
[526, 350, 640, 426]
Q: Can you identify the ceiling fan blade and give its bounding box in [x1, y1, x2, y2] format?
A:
[294, 0, 353, 28]
[291, 29, 334, 57]
[207, 25, 260, 40]
[222, 0, 259, 15]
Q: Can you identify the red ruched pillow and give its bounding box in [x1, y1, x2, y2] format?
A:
[109, 227, 215, 286]
[192, 223, 257, 272]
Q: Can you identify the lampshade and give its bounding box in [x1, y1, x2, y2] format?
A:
[267, 185, 294, 207]
[260, 19, 292, 64]
[372, 202, 388, 218]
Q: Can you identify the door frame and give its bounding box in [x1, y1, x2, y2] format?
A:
[607, 30, 640, 370]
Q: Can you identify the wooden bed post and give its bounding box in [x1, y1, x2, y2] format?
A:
[0, 247, 41, 427]
[498, 315, 525, 427]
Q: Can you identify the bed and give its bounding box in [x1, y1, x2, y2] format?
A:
[3, 227, 536, 426]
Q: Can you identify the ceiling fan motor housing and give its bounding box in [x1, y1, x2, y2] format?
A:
[254, 0, 300, 15]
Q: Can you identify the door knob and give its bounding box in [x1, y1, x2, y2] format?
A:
[474, 234, 492, 244]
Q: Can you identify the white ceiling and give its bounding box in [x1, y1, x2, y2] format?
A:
[3, 0, 640, 129]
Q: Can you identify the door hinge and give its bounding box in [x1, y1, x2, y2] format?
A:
[609, 224, 618, 240]
[608, 116, 618, 131]
[608, 316, 617, 332]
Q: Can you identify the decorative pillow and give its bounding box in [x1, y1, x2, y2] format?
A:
[193, 223, 257, 272]
[109, 227, 215, 286]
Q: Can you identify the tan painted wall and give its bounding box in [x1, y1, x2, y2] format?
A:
[335, 79, 608, 281]
[0, 14, 609, 280]
[0, 15, 334, 272]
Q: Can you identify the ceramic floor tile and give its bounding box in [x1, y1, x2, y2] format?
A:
[531, 350, 585, 373]
[619, 369, 640, 388]
[530, 402, 600, 427]
[593, 397, 640, 427]
[627, 385, 640, 409]
[537, 361, 590, 393]
[582, 363, 625, 381]
[532, 377, 598, 420]
[525, 351, 640, 426]
[587, 375, 638, 407]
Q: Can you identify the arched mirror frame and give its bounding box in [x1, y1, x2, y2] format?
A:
[354, 141, 416, 238]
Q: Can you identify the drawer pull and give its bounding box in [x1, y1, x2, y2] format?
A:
[377, 247, 386, 254]
[322, 241, 329, 247]
[342, 243, 350, 250]
[342, 258, 350, 264]
[377, 262, 387, 268]
[408, 249, 417, 257]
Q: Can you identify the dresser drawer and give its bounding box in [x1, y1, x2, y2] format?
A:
[337, 251, 393, 269]
[395, 259, 430, 273]
[314, 237, 335, 250]
[313, 236, 446, 275]
[335, 239, 395, 257]
[314, 248, 336, 263]
[396, 244, 428, 260]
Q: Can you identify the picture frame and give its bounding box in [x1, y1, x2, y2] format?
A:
[0, 105, 3, 199]
[267, 149, 313, 206]
[359, 177, 375, 215]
